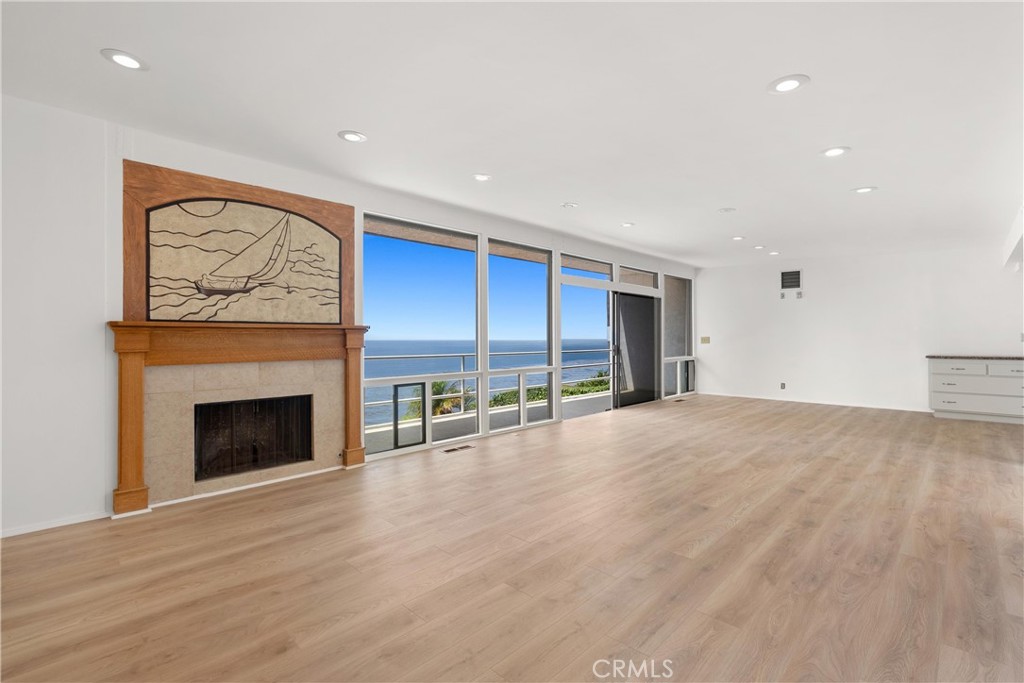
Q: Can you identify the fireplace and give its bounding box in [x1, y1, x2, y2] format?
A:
[195, 394, 313, 481]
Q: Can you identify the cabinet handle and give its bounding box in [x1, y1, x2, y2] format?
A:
[951, 367, 966, 371]
[941, 382, 957, 386]
[941, 400, 957, 404]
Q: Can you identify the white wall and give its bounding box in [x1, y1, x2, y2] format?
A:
[2, 97, 118, 533]
[1, 95, 696, 535]
[695, 248, 1024, 411]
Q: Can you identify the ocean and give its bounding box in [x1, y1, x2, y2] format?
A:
[364, 339, 610, 425]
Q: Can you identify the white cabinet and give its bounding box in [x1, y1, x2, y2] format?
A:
[928, 356, 1024, 424]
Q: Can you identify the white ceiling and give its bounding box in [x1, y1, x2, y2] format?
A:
[3, 2, 1022, 268]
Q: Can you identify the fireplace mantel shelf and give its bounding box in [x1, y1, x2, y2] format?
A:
[109, 321, 368, 366]
[108, 321, 368, 514]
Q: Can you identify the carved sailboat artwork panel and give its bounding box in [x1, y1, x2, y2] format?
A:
[148, 200, 341, 323]
[193, 212, 291, 296]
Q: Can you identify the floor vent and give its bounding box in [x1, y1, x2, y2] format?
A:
[441, 444, 476, 453]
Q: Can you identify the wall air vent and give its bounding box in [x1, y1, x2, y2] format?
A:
[781, 270, 802, 289]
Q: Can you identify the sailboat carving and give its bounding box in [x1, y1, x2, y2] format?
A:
[194, 213, 292, 296]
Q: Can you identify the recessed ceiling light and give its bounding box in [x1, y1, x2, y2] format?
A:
[561, 202, 579, 209]
[473, 173, 492, 182]
[338, 130, 367, 143]
[753, 245, 765, 250]
[822, 146, 850, 158]
[852, 186, 877, 194]
[621, 222, 635, 228]
[768, 74, 810, 93]
[100, 49, 146, 70]
[718, 207, 736, 213]
[769, 251, 780, 256]
[732, 236, 745, 241]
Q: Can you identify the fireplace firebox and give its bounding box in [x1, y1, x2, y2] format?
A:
[194, 395, 313, 481]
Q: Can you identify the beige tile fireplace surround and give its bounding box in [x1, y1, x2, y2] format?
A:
[108, 321, 367, 515]
[145, 360, 344, 504]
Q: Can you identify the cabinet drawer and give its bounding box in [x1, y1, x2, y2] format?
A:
[931, 391, 1024, 416]
[931, 375, 1024, 397]
[930, 361, 987, 375]
[988, 363, 1024, 378]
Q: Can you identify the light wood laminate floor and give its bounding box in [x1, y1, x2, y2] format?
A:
[3, 396, 1022, 682]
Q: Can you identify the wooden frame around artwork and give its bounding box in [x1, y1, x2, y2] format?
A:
[122, 160, 356, 325]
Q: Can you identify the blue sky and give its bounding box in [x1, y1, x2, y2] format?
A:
[363, 235, 608, 341]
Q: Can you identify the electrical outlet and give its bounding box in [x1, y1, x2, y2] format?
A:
[700, 336, 711, 344]
[796, 291, 803, 299]
[780, 292, 785, 299]
[780, 382, 786, 390]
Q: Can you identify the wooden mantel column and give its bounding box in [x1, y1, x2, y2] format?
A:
[112, 328, 151, 514]
[343, 327, 367, 468]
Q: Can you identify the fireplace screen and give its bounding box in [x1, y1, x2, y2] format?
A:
[194, 395, 313, 481]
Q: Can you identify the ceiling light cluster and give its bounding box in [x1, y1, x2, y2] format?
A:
[733, 72, 879, 261]
[95, 49, 872, 267]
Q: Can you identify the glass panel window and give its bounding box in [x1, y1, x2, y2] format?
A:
[561, 254, 612, 281]
[664, 275, 693, 357]
[526, 372, 553, 424]
[363, 216, 477, 379]
[489, 240, 550, 370]
[365, 383, 430, 454]
[560, 284, 612, 420]
[394, 383, 425, 449]
[620, 266, 658, 288]
[664, 362, 679, 396]
[365, 385, 392, 455]
[432, 378, 479, 443]
[488, 375, 521, 431]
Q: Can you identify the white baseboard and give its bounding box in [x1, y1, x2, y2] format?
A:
[2, 510, 110, 538]
[111, 508, 152, 520]
[694, 391, 931, 414]
[2, 466, 353, 537]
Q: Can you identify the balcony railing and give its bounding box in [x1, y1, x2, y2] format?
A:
[364, 347, 613, 456]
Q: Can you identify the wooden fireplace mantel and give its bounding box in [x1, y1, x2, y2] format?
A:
[108, 321, 368, 515]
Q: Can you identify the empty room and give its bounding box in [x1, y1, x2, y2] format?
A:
[1, 2, 1022, 682]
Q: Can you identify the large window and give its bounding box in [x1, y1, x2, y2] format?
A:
[361, 214, 692, 454]
[362, 216, 479, 453]
[664, 274, 694, 396]
[488, 240, 552, 429]
[560, 284, 612, 419]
